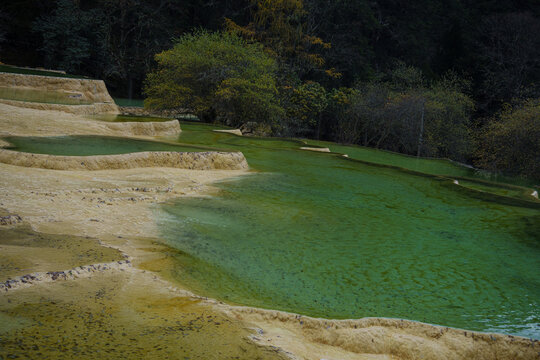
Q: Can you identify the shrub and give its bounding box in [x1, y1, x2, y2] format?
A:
[284, 81, 328, 137]
[475, 99, 540, 180]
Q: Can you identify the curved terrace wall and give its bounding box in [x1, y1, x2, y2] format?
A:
[0, 98, 118, 115]
[0, 72, 119, 114]
[226, 306, 539, 360]
[0, 73, 115, 103]
[104, 120, 181, 137]
[0, 149, 248, 171]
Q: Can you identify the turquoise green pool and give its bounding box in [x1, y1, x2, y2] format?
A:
[3, 124, 538, 338]
[2, 135, 216, 155]
[154, 122, 539, 339]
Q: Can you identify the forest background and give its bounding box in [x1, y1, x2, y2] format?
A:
[1, 0, 538, 179]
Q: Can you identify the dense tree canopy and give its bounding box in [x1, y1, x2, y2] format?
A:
[224, 0, 333, 82]
[144, 31, 282, 126]
[475, 100, 540, 180]
[1, 0, 538, 179]
[330, 65, 474, 160]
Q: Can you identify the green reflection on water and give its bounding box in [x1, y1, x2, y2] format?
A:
[2, 135, 216, 155]
[157, 123, 539, 339]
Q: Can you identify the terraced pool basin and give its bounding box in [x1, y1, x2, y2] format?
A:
[155, 122, 539, 339]
[90, 114, 172, 123]
[0, 87, 92, 105]
[3, 124, 537, 339]
[2, 135, 216, 155]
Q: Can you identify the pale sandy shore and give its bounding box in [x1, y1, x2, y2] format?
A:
[0, 102, 538, 359]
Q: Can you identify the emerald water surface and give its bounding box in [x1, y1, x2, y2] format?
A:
[2, 135, 215, 155]
[156, 123, 539, 339]
[4, 124, 537, 338]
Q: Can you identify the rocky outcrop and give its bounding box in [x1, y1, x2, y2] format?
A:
[0, 72, 119, 114]
[0, 73, 115, 104]
[0, 149, 249, 171]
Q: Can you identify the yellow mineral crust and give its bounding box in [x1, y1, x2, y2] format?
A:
[0, 149, 248, 171]
[0, 99, 537, 360]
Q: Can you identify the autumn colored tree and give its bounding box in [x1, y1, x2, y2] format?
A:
[225, 0, 336, 81]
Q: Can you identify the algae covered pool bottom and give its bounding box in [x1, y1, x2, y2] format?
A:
[155, 123, 540, 339]
[0, 87, 92, 105]
[3, 125, 538, 339]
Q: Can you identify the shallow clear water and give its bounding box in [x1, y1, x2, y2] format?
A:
[156, 123, 539, 339]
[2, 135, 215, 155]
[3, 125, 538, 338]
[0, 87, 92, 105]
[89, 114, 171, 122]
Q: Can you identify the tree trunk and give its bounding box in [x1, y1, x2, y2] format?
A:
[128, 75, 133, 100]
[417, 101, 425, 157]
